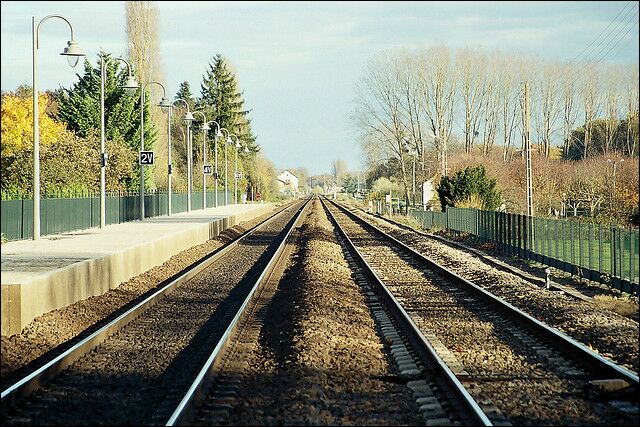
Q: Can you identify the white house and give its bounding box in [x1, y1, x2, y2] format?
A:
[277, 169, 299, 196]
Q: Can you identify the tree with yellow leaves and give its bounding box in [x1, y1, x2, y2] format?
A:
[1, 91, 66, 170]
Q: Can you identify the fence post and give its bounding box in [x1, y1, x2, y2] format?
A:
[630, 230, 636, 287]
[610, 226, 616, 283]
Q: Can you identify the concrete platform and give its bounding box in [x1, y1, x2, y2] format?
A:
[1, 203, 276, 336]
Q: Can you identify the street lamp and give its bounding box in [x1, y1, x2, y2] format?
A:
[192, 111, 209, 210]
[171, 100, 194, 211]
[232, 136, 242, 205]
[167, 99, 192, 215]
[32, 15, 85, 239]
[219, 128, 234, 206]
[100, 56, 138, 229]
[139, 81, 169, 221]
[206, 121, 223, 208]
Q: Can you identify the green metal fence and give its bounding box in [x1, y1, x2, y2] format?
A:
[1, 189, 233, 241]
[408, 207, 639, 295]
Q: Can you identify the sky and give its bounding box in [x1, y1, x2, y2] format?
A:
[1, 1, 639, 175]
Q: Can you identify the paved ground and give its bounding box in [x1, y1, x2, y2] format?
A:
[1, 203, 275, 336]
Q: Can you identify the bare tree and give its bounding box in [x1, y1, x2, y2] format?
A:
[534, 61, 561, 158]
[398, 52, 428, 173]
[603, 64, 622, 155]
[481, 53, 501, 156]
[624, 64, 639, 157]
[125, 1, 166, 186]
[352, 51, 411, 206]
[580, 66, 600, 158]
[560, 63, 578, 159]
[417, 46, 456, 176]
[457, 48, 486, 154]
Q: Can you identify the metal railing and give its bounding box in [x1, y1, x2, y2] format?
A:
[1, 189, 233, 241]
[406, 207, 639, 295]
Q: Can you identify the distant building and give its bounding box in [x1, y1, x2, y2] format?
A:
[277, 169, 299, 196]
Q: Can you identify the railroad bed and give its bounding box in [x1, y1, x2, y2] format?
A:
[1, 200, 308, 425]
[1, 196, 638, 426]
[323, 197, 638, 426]
[355, 206, 639, 374]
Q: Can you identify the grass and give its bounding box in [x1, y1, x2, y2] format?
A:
[592, 294, 639, 319]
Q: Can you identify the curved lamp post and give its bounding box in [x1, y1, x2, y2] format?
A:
[171, 99, 194, 212]
[169, 99, 192, 215]
[32, 15, 85, 239]
[100, 56, 138, 228]
[193, 111, 208, 210]
[232, 135, 241, 205]
[206, 121, 223, 208]
[138, 81, 171, 221]
[219, 128, 234, 206]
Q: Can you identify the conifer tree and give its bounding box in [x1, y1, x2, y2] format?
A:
[199, 54, 256, 149]
[175, 81, 196, 110]
[55, 52, 156, 190]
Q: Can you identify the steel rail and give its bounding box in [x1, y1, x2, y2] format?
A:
[326, 197, 639, 386]
[1, 202, 298, 408]
[321, 197, 493, 427]
[166, 197, 312, 426]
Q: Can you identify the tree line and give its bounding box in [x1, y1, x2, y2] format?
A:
[352, 45, 639, 226]
[1, 2, 281, 202]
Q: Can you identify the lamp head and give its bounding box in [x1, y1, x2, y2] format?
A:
[216, 129, 223, 139]
[226, 136, 232, 144]
[158, 97, 172, 112]
[61, 39, 85, 67]
[183, 111, 195, 123]
[244, 145, 249, 153]
[123, 75, 139, 95]
[201, 122, 210, 131]
[235, 140, 241, 149]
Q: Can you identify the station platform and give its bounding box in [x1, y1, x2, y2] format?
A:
[1, 203, 276, 336]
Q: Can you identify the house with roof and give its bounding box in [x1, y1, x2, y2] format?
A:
[277, 169, 299, 196]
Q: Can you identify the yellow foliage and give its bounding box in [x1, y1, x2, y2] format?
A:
[1, 93, 66, 158]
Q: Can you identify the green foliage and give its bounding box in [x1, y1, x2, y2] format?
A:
[199, 54, 257, 150]
[437, 165, 501, 211]
[175, 81, 196, 110]
[2, 129, 136, 194]
[342, 174, 359, 194]
[54, 53, 156, 189]
[566, 113, 639, 160]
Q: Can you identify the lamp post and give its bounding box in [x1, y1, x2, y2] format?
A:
[219, 128, 234, 206]
[100, 56, 138, 228]
[232, 136, 241, 205]
[206, 121, 223, 208]
[32, 15, 85, 239]
[192, 111, 209, 210]
[170, 99, 193, 214]
[139, 81, 171, 221]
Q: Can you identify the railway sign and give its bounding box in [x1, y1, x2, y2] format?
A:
[234, 171, 242, 180]
[139, 151, 154, 165]
[203, 165, 213, 175]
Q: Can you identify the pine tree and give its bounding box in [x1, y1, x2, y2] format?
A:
[55, 52, 156, 190]
[199, 54, 256, 149]
[175, 81, 195, 111]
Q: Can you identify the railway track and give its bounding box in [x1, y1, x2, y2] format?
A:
[323, 197, 639, 426]
[352, 205, 640, 374]
[1, 199, 310, 426]
[168, 196, 491, 426]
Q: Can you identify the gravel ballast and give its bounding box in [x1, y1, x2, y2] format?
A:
[1, 205, 284, 384]
[200, 198, 420, 425]
[356, 208, 639, 374]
